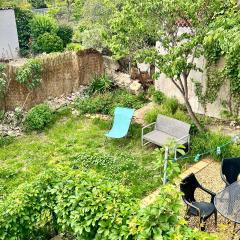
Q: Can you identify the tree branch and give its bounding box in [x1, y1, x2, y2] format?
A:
[170, 77, 184, 95]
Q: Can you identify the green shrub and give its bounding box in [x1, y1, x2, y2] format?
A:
[0, 168, 216, 240]
[32, 33, 64, 54]
[53, 170, 136, 239]
[16, 58, 42, 90]
[0, 170, 59, 239]
[75, 90, 147, 115]
[147, 86, 166, 104]
[76, 93, 113, 114]
[165, 97, 179, 114]
[30, 14, 58, 40]
[28, 0, 47, 8]
[152, 90, 166, 104]
[56, 24, 73, 47]
[190, 132, 232, 161]
[0, 136, 14, 147]
[14, 8, 33, 57]
[24, 104, 53, 131]
[88, 74, 114, 95]
[66, 43, 83, 51]
[112, 90, 146, 113]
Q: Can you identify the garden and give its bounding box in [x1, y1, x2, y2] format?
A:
[1, 0, 240, 239]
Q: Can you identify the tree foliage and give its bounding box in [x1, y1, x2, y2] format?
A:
[106, 0, 234, 130]
[15, 7, 33, 57]
[200, 5, 240, 118]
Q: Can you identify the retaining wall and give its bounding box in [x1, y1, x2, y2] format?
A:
[2, 49, 104, 110]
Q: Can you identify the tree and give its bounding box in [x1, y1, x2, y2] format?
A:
[73, 0, 122, 50]
[106, 0, 232, 131]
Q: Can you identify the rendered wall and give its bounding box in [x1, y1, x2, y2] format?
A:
[155, 27, 229, 119]
[0, 9, 19, 60]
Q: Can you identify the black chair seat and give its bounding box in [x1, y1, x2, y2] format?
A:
[180, 173, 217, 230]
[188, 202, 215, 219]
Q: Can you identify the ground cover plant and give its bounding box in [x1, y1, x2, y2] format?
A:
[0, 166, 217, 239]
[0, 112, 161, 202]
[75, 89, 148, 115]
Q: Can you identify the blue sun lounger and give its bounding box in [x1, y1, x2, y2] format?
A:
[105, 107, 135, 139]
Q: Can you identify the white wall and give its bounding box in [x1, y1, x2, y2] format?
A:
[0, 9, 19, 60]
[155, 27, 229, 119]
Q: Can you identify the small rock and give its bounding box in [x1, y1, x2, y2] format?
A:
[230, 121, 236, 127]
[129, 81, 142, 94]
[72, 109, 80, 116]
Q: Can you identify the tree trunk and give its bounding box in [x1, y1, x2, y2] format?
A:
[184, 96, 204, 131]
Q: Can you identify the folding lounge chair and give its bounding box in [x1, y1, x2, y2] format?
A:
[105, 107, 135, 139]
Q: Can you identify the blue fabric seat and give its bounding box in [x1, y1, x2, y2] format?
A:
[105, 107, 135, 139]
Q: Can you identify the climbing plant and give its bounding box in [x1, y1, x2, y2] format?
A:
[0, 64, 7, 100]
[16, 58, 42, 91]
[16, 58, 42, 109]
[197, 5, 240, 118]
[0, 64, 8, 112]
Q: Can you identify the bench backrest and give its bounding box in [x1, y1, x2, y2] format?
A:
[155, 114, 190, 139]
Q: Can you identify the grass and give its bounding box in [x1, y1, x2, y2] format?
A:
[0, 112, 161, 202]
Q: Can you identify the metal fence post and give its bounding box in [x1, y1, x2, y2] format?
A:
[163, 147, 169, 185]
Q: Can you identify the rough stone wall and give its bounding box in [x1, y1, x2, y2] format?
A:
[3, 49, 103, 110]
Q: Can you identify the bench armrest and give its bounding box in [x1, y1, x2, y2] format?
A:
[142, 122, 156, 135]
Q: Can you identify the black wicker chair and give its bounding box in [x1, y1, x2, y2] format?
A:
[221, 157, 240, 187]
[180, 173, 217, 231]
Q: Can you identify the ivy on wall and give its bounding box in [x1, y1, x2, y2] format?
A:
[16, 58, 42, 90]
[196, 7, 240, 119]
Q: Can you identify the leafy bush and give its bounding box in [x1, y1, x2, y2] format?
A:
[28, 0, 47, 8]
[0, 169, 136, 239]
[66, 43, 83, 51]
[14, 8, 33, 57]
[0, 136, 14, 147]
[165, 97, 179, 114]
[88, 74, 114, 95]
[56, 24, 73, 47]
[0, 170, 59, 239]
[0, 168, 216, 239]
[190, 132, 233, 161]
[32, 33, 64, 54]
[75, 90, 146, 115]
[148, 86, 166, 104]
[76, 93, 113, 114]
[152, 90, 166, 104]
[16, 58, 42, 90]
[30, 14, 58, 40]
[53, 170, 136, 239]
[24, 104, 53, 131]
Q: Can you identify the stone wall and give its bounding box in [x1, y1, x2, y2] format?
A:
[3, 49, 104, 110]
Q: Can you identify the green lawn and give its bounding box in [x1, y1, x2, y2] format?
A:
[0, 112, 161, 202]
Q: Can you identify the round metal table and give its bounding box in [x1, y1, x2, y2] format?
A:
[214, 181, 240, 237]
